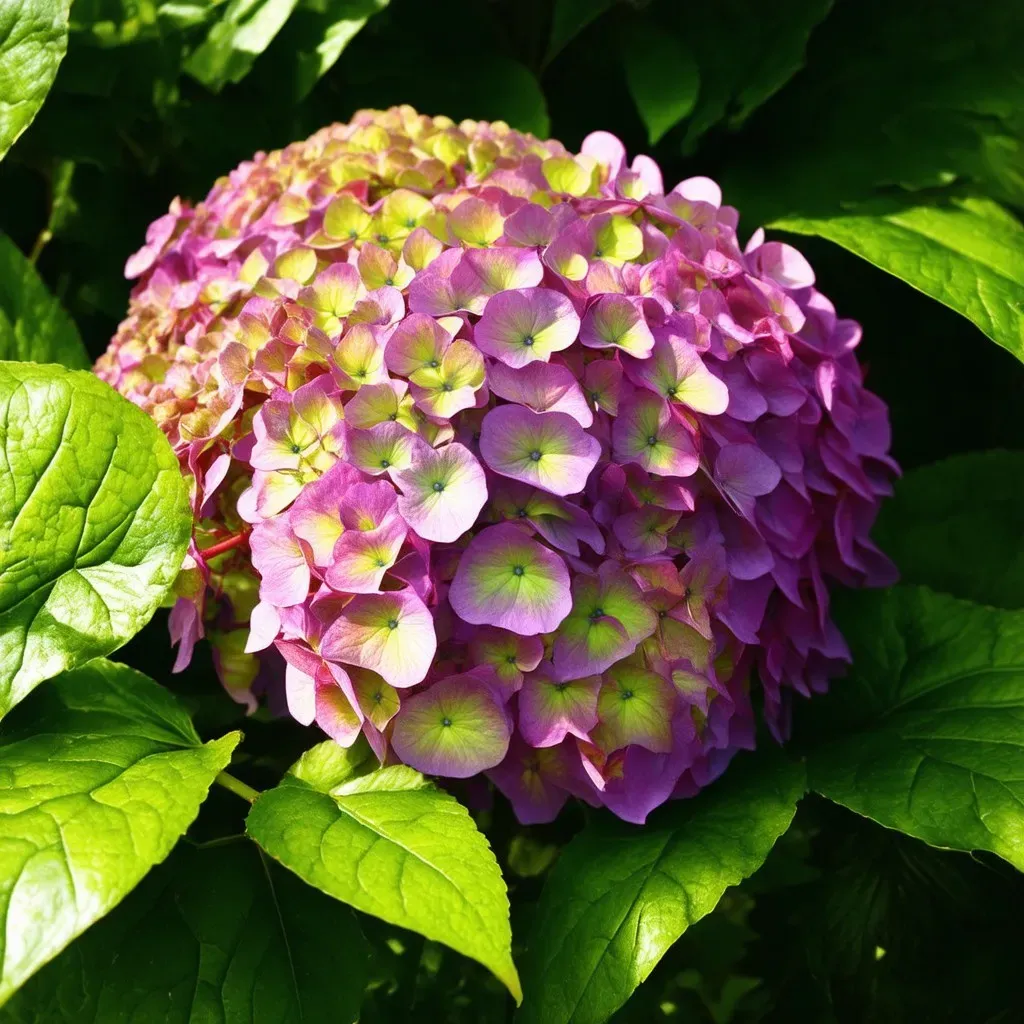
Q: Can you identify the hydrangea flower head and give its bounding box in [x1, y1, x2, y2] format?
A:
[98, 106, 896, 824]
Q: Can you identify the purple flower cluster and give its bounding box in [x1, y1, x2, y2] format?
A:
[97, 106, 896, 823]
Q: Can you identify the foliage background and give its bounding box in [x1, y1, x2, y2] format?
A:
[1, 0, 1023, 1021]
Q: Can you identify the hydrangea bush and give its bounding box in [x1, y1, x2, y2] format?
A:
[96, 106, 895, 824]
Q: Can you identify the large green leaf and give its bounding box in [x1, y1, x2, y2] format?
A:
[246, 741, 521, 1002]
[622, 18, 698, 145]
[873, 451, 1024, 608]
[185, 0, 303, 91]
[773, 198, 1024, 364]
[0, 362, 191, 715]
[544, 0, 613, 66]
[805, 585, 1024, 872]
[0, 234, 87, 368]
[662, 0, 833, 150]
[719, 2, 1024, 221]
[0, 0, 71, 159]
[0, 660, 241, 1004]
[516, 751, 805, 1024]
[273, 0, 389, 100]
[1, 839, 367, 1023]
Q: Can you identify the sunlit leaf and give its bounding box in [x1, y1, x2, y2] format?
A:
[0, 660, 240, 1004]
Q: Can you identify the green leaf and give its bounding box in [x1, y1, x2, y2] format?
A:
[623, 19, 698, 145]
[0, 362, 192, 715]
[0, 660, 241, 1004]
[805, 585, 1024, 872]
[873, 451, 1024, 608]
[662, 0, 832, 150]
[773, 198, 1024, 364]
[545, 0, 613, 66]
[717, 2, 1024, 221]
[185, 0, 303, 92]
[246, 741, 522, 1002]
[0, 234, 87, 368]
[468, 57, 549, 139]
[0, 0, 71, 159]
[276, 0, 389, 100]
[1, 839, 367, 1022]
[516, 750, 805, 1024]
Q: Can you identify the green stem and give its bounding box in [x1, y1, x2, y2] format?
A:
[216, 770, 260, 804]
[28, 228, 52, 265]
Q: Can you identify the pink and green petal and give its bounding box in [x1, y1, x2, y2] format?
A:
[407, 247, 488, 315]
[384, 312, 455, 377]
[551, 563, 657, 679]
[486, 736, 577, 824]
[583, 358, 623, 416]
[338, 479, 402, 532]
[347, 422, 426, 475]
[461, 247, 544, 293]
[475, 287, 580, 367]
[519, 665, 600, 747]
[579, 294, 654, 357]
[469, 626, 544, 695]
[502, 203, 556, 248]
[349, 666, 401, 731]
[623, 330, 729, 414]
[612, 392, 699, 477]
[320, 588, 437, 688]
[393, 441, 487, 542]
[449, 197, 505, 247]
[344, 380, 418, 431]
[324, 519, 407, 593]
[479, 405, 601, 497]
[249, 517, 310, 606]
[297, 262, 364, 334]
[315, 678, 365, 746]
[357, 242, 414, 291]
[594, 663, 676, 754]
[244, 600, 281, 653]
[612, 506, 681, 557]
[449, 523, 572, 635]
[250, 400, 319, 472]
[402, 227, 444, 271]
[274, 639, 327, 726]
[485, 360, 593, 427]
[332, 323, 388, 389]
[391, 672, 512, 778]
[408, 339, 485, 418]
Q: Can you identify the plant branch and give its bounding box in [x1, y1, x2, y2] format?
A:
[216, 770, 261, 804]
[200, 530, 251, 559]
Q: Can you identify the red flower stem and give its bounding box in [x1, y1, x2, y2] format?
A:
[199, 530, 251, 560]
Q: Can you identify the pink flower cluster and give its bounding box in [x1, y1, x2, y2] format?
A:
[97, 106, 896, 823]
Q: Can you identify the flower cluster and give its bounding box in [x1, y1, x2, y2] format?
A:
[97, 106, 896, 823]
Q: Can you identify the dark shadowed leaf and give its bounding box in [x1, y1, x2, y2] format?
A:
[0, 363, 191, 714]
[719, 1, 1024, 221]
[873, 451, 1024, 608]
[0, 660, 240, 1004]
[806, 585, 1024, 872]
[0, 839, 367, 1023]
[0, 233, 87, 367]
[545, 0, 613, 66]
[622, 18, 698, 145]
[246, 741, 521, 1002]
[516, 750, 804, 1024]
[277, 0, 388, 100]
[662, 0, 833, 151]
